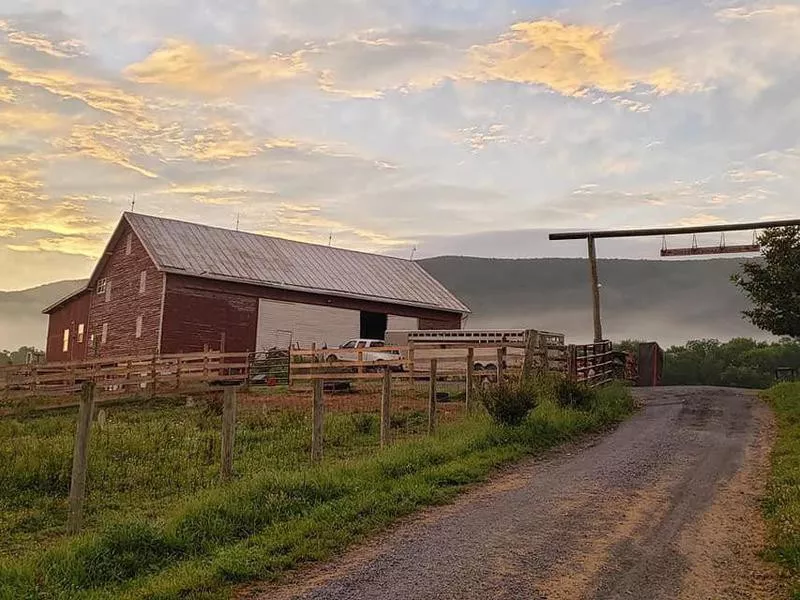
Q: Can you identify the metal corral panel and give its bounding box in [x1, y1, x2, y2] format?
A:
[125, 213, 469, 314]
[256, 299, 359, 350]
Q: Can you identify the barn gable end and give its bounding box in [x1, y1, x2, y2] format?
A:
[86, 221, 163, 358]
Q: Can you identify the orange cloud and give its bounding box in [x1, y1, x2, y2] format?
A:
[125, 40, 308, 94]
[467, 20, 689, 97]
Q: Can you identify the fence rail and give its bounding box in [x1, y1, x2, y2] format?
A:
[1, 337, 619, 405]
[568, 341, 615, 387]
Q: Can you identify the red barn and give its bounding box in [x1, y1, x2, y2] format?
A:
[43, 213, 469, 362]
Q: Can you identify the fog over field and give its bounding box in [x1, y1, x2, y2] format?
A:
[0, 257, 765, 351]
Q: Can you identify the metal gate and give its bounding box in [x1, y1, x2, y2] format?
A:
[250, 330, 292, 386]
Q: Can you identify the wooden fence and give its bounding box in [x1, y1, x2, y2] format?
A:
[0, 352, 251, 404]
[1, 338, 618, 405]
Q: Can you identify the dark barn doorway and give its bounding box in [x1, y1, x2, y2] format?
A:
[360, 311, 387, 340]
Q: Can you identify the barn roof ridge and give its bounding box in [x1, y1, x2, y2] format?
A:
[123, 211, 420, 264]
[44, 212, 464, 316]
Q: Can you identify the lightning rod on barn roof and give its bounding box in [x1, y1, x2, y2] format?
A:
[235, 212, 240, 231]
[130, 193, 135, 212]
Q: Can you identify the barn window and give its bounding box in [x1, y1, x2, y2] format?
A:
[125, 234, 132, 255]
[96, 278, 107, 295]
[101, 323, 108, 344]
[77, 323, 85, 343]
[135, 316, 143, 339]
[139, 271, 147, 294]
[62, 329, 70, 352]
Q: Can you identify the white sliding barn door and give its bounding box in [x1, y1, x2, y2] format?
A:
[256, 299, 360, 350]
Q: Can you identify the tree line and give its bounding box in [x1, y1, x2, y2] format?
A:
[664, 338, 799, 389]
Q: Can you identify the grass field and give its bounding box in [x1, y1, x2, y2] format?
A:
[763, 382, 800, 599]
[0, 383, 633, 600]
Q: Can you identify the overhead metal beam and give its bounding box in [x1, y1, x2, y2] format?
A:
[549, 218, 800, 241]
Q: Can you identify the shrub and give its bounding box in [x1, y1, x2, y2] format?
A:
[478, 380, 539, 425]
[553, 377, 597, 410]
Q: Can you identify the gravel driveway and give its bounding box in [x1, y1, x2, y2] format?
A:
[248, 387, 783, 600]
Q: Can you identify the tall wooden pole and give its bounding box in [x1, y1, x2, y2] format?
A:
[588, 236, 603, 342]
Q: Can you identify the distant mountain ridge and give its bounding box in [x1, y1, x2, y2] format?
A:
[0, 280, 87, 351]
[0, 257, 764, 350]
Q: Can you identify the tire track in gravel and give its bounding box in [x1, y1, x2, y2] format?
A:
[243, 387, 783, 600]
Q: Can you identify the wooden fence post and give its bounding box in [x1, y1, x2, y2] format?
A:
[521, 330, 538, 381]
[175, 357, 182, 391]
[68, 381, 96, 534]
[221, 387, 237, 482]
[150, 355, 157, 399]
[408, 342, 415, 379]
[357, 350, 363, 375]
[466, 348, 474, 412]
[496, 347, 505, 384]
[244, 352, 252, 392]
[380, 367, 392, 449]
[428, 359, 438, 436]
[311, 378, 324, 463]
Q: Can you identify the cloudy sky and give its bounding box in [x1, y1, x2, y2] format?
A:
[0, 0, 798, 289]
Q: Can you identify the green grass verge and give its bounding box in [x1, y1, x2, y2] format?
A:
[0, 384, 633, 600]
[763, 382, 800, 598]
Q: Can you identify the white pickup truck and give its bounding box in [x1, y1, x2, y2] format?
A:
[325, 339, 402, 369]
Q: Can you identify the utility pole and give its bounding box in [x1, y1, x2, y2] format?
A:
[587, 236, 603, 342]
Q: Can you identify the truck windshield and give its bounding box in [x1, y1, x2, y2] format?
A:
[341, 341, 356, 349]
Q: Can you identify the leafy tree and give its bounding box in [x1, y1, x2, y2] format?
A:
[0, 346, 43, 365]
[733, 226, 800, 338]
[655, 337, 800, 389]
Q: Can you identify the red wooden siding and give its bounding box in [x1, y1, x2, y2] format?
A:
[45, 291, 91, 362]
[86, 223, 162, 358]
[160, 276, 258, 354]
[418, 314, 462, 330]
[160, 274, 461, 354]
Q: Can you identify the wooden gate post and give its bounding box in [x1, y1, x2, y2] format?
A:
[428, 359, 438, 435]
[68, 381, 96, 534]
[496, 347, 505, 384]
[521, 330, 539, 381]
[466, 348, 474, 412]
[221, 387, 237, 482]
[311, 378, 324, 463]
[380, 368, 392, 448]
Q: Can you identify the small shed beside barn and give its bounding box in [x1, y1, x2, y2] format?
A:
[43, 213, 470, 362]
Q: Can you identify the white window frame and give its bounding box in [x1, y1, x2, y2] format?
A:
[62, 329, 70, 352]
[77, 323, 85, 343]
[139, 271, 147, 295]
[135, 316, 143, 339]
[101, 323, 108, 344]
[97, 278, 107, 296]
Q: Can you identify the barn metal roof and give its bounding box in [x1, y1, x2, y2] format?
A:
[124, 213, 469, 314]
